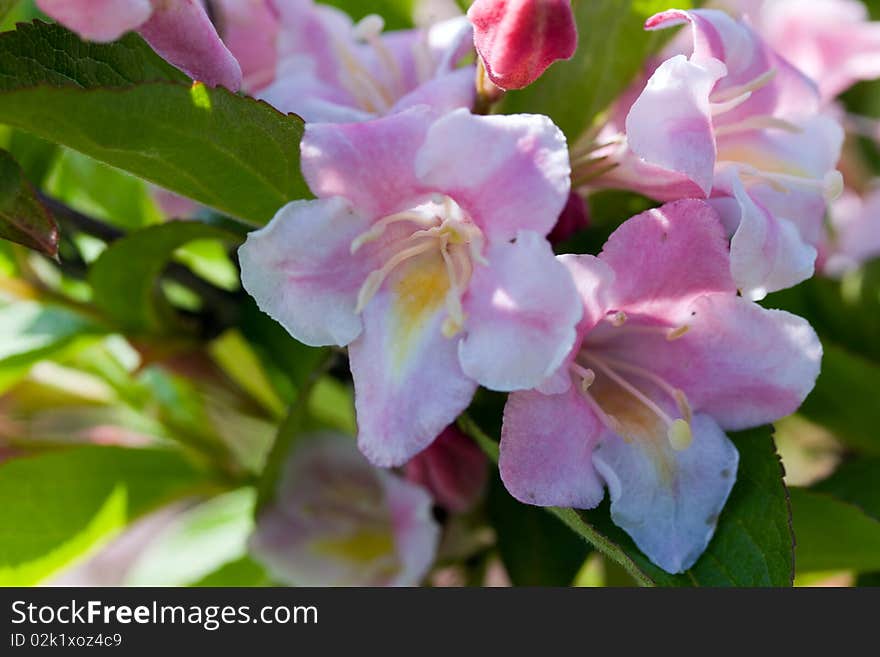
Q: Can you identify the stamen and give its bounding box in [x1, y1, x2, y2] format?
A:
[595, 354, 694, 422]
[735, 165, 844, 201]
[666, 325, 690, 341]
[710, 68, 777, 104]
[350, 211, 437, 254]
[570, 363, 623, 434]
[355, 240, 436, 312]
[609, 310, 627, 327]
[714, 115, 803, 136]
[667, 418, 693, 451]
[710, 91, 752, 116]
[570, 363, 596, 391]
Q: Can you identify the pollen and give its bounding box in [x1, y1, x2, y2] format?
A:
[667, 418, 693, 451]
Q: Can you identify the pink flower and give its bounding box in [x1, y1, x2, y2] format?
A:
[213, 0, 281, 92]
[726, 0, 880, 101]
[821, 187, 880, 276]
[239, 106, 580, 466]
[249, 432, 439, 586]
[468, 0, 577, 90]
[595, 8, 843, 299]
[257, 0, 475, 122]
[499, 200, 821, 573]
[36, 0, 242, 89]
[404, 425, 488, 512]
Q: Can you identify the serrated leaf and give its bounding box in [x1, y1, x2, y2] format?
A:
[0, 446, 205, 585]
[0, 148, 57, 255]
[0, 83, 309, 224]
[488, 472, 590, 586]
[498, 0, 694, 140]
[88, 221, 238, 332]
[789, 488, 880, 574]
[0, 20, 188, 89]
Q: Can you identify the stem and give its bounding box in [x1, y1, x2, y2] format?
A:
[456, 412, 656, 587]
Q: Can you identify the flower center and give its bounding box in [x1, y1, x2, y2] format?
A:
[571, 311, 694, 451]
[351, 195, 486, 338]
[334, 15, 439, 115]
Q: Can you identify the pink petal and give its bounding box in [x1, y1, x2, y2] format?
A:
[415, 109, 571, 240]
[301, 108, 433, 219]
[624, 54, 725, 196]
[458, 231, 581, 391]
[138, 0, 243, 89]
[593, 414, 739, 574]
[381, 472, 442, 586]
[349, 259, 478, 467]
[499, 386, 605, 508]
[468, 0, 578, 90]
[213, 0, 281, 92]
[238, 197, 373, 347]
[37, 0, 152, 42]
[391, 67, 477, 116]
[596, 293, 822, 432]
[598, 200, 736, 317]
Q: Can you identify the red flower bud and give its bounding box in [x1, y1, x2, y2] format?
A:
[468, 0, 578, 90]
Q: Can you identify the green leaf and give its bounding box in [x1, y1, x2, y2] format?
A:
[0, 20, 188, 88]
[5, 130, 58, 185]
[0, 83, 309, 224]
[88, 220, 237, 332]
[498, 0, 694, 140]
[798, 342, 880, 455]
[0, 1, 20, 23]
[789, 488, 880, 574]
[0, 148, 57, 255]
[125, 488, 256, 586]
[0, 445, 206, 585]
[488, 472, 590, 586]
[0, 299, 102, 367]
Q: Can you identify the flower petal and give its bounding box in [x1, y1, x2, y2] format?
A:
[459, 231, 581, 391]
[599, 199, 736, 316]
[624, 54, 725, 196]
[238, 197, 373, 347]
[415, 109, 571, 240]
[214, 0, 281, 91]
[500, 386, 605, 508]
[350, 254, 478, 467]
[714, 175, 817, 299]
[138, 0, 243, 89]
[592, 414, 739, 574]
[380, 472, 441, 586]
[301, 107, 433, 219]
[597, 293, 823, 431]
[36, 0, 152, 42]
[391, 67, 477, 116]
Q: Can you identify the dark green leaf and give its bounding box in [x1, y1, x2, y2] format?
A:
[6, 130, 57, 185]
[0, 446, 206, 585]
[814, 458, 880, 522]
[498, 0, 694, 140]
[798, 342, 880, 455]
[0, 20, 188, 89]
[88, 221, 238, 332]
[789, 488, 880, 574]
[0, 148, 57, 255]
[488, 472, 590, 586]
[0, 83, 309, 224]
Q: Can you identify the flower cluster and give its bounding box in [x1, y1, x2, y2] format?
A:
[42, 0, 880, 577]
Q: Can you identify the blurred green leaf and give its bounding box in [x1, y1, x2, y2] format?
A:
[6, 130, 57, 185]
[209, 329, 286, 420]
[488, 472, 590, 586]
[498, 0, 693, 140]
[0, 20, 188, 88]
[0, 445, 206, 585]
[798, 342, 880, 455]
[45, 149, 163, 230]
[125, 488, 256, 586]
[789, 488, 880, 574]
[321, 0, 415, 29]
[0, 148, 57, 255]
[190, 555, 269, 587]
[0, 1, 19, 23]
[814, 458, 880, 522]
[88, 221, 237, 332]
